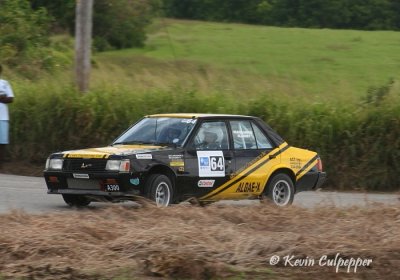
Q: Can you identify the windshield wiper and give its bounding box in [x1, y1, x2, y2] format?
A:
[153, 142, 179, 148]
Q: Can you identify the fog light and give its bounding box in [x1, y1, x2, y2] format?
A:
[49, 176, 59, 183]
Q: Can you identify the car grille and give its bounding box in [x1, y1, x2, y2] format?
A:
[63, 159, 107, 173]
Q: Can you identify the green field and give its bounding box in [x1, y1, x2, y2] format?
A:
[95, 19, 400, 102]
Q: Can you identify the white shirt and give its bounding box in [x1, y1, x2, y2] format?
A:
[0, 79, 14, 120]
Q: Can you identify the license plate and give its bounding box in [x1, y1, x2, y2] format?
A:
[105, 184, 120, 192]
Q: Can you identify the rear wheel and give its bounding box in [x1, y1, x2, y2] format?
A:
[146, 174, 174, 207]
[62, 194, 91, 207]
[263, 173, 294, 206]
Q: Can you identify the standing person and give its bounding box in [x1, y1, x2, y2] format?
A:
[0, 64, 14, 167]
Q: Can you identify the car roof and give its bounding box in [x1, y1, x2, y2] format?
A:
[146, 113, 285, 146]
[147, 113, 256, 119]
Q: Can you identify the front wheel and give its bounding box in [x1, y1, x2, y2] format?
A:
[62, 194, 91, 207]
[146, 174, 174, 207]
[262, 173, 294, 206]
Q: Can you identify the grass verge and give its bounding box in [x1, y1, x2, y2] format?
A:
[0, 203, 398, 279]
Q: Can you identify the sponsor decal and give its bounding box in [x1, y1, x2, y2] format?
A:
[200, 157, 209, 166]
[178, 166, 185, 172]
[136, 154, 152, 160]
[170, 160, 184, 167]
[130, 178, 140, 186]
[290, 157, 301, 169]
[168, 154, 183, 160]
[73, 173, 89, 179]
[232, 130, 253, 138]
[235, 181, 261, 193]
[198, 180, 215, 188]
[197, 151, 225, 177]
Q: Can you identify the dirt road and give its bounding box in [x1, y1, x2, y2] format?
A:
[0, 173, 398, 213]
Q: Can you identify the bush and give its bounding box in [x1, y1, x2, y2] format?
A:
[8, 81, 400, 191]
[92, 0, 161, 50]
[31, 0, 161, 51]
[0, 0, 52, 76]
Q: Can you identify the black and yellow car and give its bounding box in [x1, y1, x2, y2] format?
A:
[44, 114, 326, 207]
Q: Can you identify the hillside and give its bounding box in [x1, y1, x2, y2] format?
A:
[94, 19, 400, 102]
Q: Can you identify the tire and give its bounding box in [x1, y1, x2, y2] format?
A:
[62, 194, 91, 207]
[263, 173, 294, 206]
[146, 174, 174, 207]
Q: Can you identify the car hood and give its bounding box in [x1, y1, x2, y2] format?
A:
[62, 145, 168, 159]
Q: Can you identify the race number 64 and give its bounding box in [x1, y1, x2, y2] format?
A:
[210, 156, 224, 171]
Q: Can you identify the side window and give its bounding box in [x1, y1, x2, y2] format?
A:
[192, 121, 229, 150]
[251, 122, 273, 149]
[230, 121, 257, 150]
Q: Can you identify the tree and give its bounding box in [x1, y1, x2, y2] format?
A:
[30, 0, 75, 31]
[92, 0, 160, 50]
[161, 0, 399, 31]
[0, 0, 51, 73]
[31, 0, 160, 51]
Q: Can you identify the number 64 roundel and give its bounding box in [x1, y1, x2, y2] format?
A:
[197, 151, 225, 177]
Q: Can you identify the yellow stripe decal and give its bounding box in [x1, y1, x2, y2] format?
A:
[64, 153, 109, 159]
[295, 156, 318, 180]
[201, 143, 289, 200]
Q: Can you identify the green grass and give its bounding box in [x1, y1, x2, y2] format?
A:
[98, 19, 400, 102]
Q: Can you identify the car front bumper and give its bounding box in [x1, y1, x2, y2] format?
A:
[44, 170, 143, 197]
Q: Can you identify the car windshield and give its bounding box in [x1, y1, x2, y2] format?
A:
[113, 117, 197, 147]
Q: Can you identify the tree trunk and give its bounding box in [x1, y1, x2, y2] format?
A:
[75, 0, 93, 93]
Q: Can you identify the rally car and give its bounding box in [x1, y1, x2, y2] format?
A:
[44, 114, 326, 207]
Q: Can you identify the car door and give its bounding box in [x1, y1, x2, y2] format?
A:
[228, 119, 276, 198]
[182, 120, 234, 199]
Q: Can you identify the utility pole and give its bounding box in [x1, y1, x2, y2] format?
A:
[75, 0, 94, 93]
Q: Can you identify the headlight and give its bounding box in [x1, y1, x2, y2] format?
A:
[47, 158, 64, 170]
[105, 159, 130, 173]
